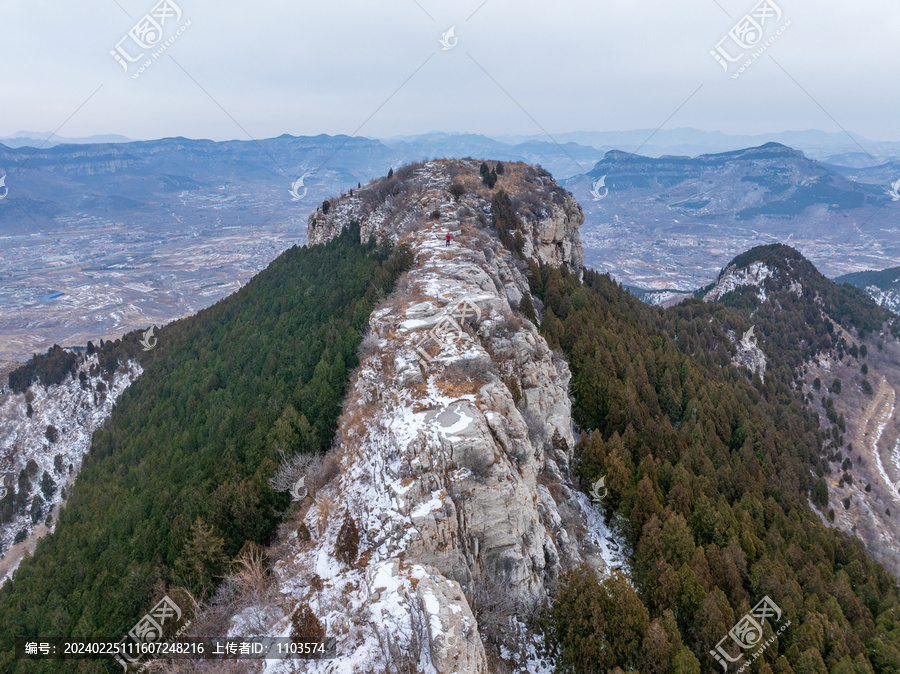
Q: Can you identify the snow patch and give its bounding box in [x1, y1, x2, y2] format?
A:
[870, 395, 900, 502]
[571, 491, 629, 576]
[706, 262, 774, 303]
[0, 353, 142, 578]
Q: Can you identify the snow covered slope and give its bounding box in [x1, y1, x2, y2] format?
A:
[0, 353, 141, 580]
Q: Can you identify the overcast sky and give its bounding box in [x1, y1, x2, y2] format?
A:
[2, 0, 898, 143]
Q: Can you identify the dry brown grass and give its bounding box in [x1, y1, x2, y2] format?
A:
[315, 494, 335, 536]
[415, 340, 441, 364]
[290, 601, 326, 640]
[411, 401, 436, 413]
[300, 451, 341, 500]
[230, 542, 270, 604]
[437, 378, 482, 397]
[335, 400, 380, 458]
[407, 380, 428, 398]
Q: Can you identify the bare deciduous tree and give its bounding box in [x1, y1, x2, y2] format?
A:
[268, 449, 315, 494]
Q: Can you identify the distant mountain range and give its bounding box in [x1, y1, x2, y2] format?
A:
[573, 142, 886, 222]
[0, 134, 388, 235]
[0, 132, 133, 148]
[493, 127, 900, 168]
[563, 143, 900, 287]
[4, 133, 897, 240]
[1, 135, 898, 360]
[7, 126, 900, 172]
[0, 132, 612, 234]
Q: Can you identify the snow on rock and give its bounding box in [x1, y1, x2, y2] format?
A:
[253, 161, 622, 673]
[308, 160, 585, 279]
[890, 438, 900, 500]
[732, 325, 767, 382]
[0, 353, 142, 580]
[864, 285, 900, 315]
[705, 261, 774, 303]
[643, 291, 682, 307]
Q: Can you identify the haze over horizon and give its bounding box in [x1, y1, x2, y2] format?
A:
[2, 0, 897, 147]
[3, 127, 897, 147]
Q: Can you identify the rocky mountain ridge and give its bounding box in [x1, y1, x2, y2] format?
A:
[213, 159, 617, 672]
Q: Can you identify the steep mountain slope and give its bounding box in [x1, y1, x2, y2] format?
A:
[696, 245, 900, 578]
[0, 228, 409, 673]
[169, 167, 900, 674]
[837, 266, 900, 315]
[531, 248, 900, 671]
[0, 344, 142, 582]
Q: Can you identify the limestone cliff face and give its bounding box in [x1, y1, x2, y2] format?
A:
[258, 161, 618, 673]
[516, 189, 584, 276]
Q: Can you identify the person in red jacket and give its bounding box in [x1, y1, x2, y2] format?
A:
[445, 233, 451, 247]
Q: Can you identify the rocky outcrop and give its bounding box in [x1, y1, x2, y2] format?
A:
[307, 159, 584, 278]
[704, 261, 775, 303]
[517, 189, 584, 276]
[250, 161, 619, 673]
[306, 195, 369, 246]
[733, 325, 767, 382]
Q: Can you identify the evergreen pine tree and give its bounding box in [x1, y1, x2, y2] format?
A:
[519, 292, 538, 324]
